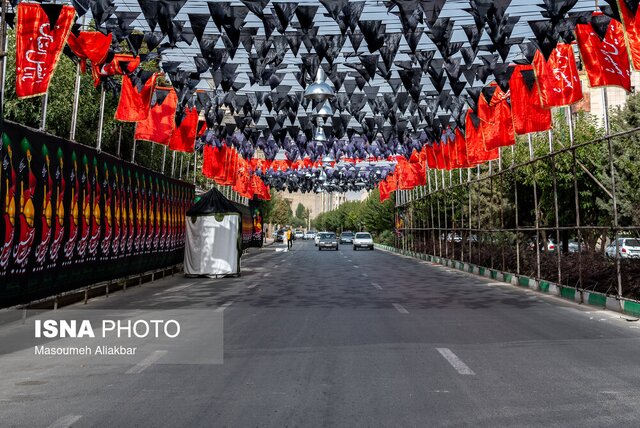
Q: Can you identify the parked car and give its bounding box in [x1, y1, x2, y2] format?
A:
[294, 230, 304, 239]
[304, 230, 317, 240]
[317, 232, 339, 251]
[353, 232, 374, 250]
[340, 231, 355, 244]
[605, 238, 640, 258]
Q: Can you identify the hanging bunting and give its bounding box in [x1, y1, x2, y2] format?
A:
[15, 3, 76, 98]
[169, 107, 199, 153]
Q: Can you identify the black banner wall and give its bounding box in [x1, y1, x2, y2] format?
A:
[1, 121, 194, 308]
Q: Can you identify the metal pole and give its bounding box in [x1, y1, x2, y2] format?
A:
[608, 136, 623, 298]
[69, 63, 82, 141]
[602, 88, 610, 134]
[96, 88, 106, 152]
[131, 139, 137, 163]
[161, 145, 167, 174]
[514, 172, 520, 274]
[193, 151, 197, 185]
[116, 124, 123, 156]
[179, 154, 184, 179]
[568, 107, 583, 291]
[171, 150, 176, 177]
[528, 134, 541, 280]
[549, 130, 562, 285]
[40, 92, 49, 131]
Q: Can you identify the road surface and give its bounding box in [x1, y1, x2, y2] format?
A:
[1, 240, 640, 427]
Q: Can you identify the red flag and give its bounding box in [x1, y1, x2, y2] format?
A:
[618, 0, 640, 70]
[477, 89, 515, 151]
[169, 107, 199, 153]
[134, 88, 178, 145]
[92, 54, 141, 87]
[576, 13, 631, 92]
[465, 111, 499, 166]
[67, 31, 112, 73]
[454, 128, 470, 168]
[533, 44, 583, 108]
[115, 73, 158, 122]
[15, 3, 75, 98]
[379, 179, 391, 202]
[510, 65, 552, 134]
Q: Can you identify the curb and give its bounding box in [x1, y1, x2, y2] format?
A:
[374, 244, 640, 319]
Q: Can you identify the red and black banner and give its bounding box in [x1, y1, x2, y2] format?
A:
[15, 3, 75, 98]
[0, 121, 194, 308]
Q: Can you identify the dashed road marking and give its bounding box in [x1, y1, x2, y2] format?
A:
[247, 283, 257, 289]
[153, 283, 194, 296]
[47, 415, 82, 428]
[372, 282, 382, 290]
[353, 265, 359, 268]
[126, 350, 168, 374]
[215, 301, 234, 312]
[263, 272, 270, 277]
[392, 303, 409, 314]
[436, 348, 475, 375]
[361, 273, 368, 277]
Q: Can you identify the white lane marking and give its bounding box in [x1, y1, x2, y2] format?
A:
[353, 265, 359, 268]
[215, 301, 234, 312]
[392, 303, 409, 314]
[263, 272, 270, 277]
[436, 348, 475, 375]
[47, 415, 82, 428]
[486, 282, 505, 286]
[153, 283, 194, 296]
[361, 273, 368, 277]
[126, 350, 168, 374]
[372, 282, 382, 290]
[247, 283, 257, 289]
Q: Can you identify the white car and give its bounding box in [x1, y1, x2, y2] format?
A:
[353, 232, 374, 250]
[314, 231, 326, 246]
[605, 238, 640, 258]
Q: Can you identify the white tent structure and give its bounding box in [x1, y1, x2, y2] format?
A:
[184, 188, 242, 277]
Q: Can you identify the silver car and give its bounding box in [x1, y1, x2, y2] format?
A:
[605, 238, 640, 258]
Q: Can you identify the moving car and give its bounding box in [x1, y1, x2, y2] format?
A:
[605, 238, 640, 258]
[294, 230, 304, 239]
[353, 232, 374, 250]
[315, 231, 327, 246]
[340, 231, 355, 244]
[304, 230, 317, 240]
[317, 232, 339, 251]
[276, 229, 286, 243]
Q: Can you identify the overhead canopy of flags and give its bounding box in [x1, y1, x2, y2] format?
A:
[8, 0, 640, 199]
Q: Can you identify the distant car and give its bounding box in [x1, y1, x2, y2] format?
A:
[276, 229, 286, 243]
[605, 238, 640, 258]
[317, 232, 339, 251]
[304, 230, 317, 240]
[294, 230, 304, 239]
[339, 231, 355, 244]
[353, 232, 374, 250]
[568, 240, 586, 253]
[315, 231, 327, 246]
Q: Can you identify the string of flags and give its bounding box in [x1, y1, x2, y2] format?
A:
[8, 0, 640, 200]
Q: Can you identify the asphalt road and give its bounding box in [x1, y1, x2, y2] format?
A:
[2, 239, 640, 427]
